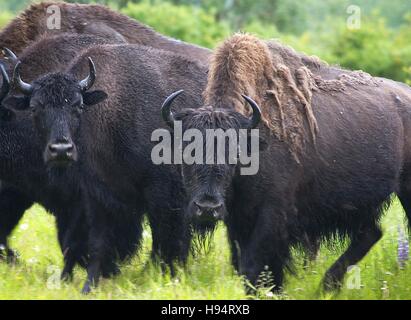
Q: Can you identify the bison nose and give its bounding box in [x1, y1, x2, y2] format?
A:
[48, 143, 74, 157]
[194, 200, 223, 220]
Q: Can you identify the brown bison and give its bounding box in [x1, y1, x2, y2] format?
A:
[161, 34, 411, 292]
[0, 1, 210, 62]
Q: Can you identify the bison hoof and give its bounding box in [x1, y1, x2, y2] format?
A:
[60, 270, 74, 282]
[81, 282, 92, 295]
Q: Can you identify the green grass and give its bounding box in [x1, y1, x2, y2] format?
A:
[0, 198, 410, 300]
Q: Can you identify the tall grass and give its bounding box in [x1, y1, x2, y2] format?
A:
[0, 198, 409, 299]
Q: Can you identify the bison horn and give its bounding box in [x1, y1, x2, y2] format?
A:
[79, 57, 96, 91]
[0, 63, 10, 103]
[242, 95, 261, 129]
[13, 61, 33, 95]
[2, 47, 18, 64]
[161, 90, 184, 128]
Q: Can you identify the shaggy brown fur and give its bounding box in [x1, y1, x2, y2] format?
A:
[264, 40, 381, 91]
[204, 33, 319, 161]
[0, 1, 210, 62]
[265, 40, 326, 73]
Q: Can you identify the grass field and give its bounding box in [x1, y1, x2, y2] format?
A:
[0, 198, 410, 300]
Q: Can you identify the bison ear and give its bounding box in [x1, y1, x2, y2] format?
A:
[82, 90, 108, 106]
[2, 95, 30, 111]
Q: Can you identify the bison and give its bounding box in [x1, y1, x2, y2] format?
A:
[0, 1, 210, 62]
[0, 34, 136, 277]
[0, 0, 212, 273]
[3, 43, 208, 293]
[160, 34, 411, 292]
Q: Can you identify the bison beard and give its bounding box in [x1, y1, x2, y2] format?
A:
[165, 33, 411, 293]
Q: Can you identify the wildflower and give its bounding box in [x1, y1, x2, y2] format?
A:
[397, 225, 409, 269]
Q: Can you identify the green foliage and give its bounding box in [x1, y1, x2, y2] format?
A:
[0, 11, 13, 29]
[240, 20, 279, 40]
[121, 1, 230, 48]
[167, 0, 411, 34]
[392, 16, 411, 83]
[0, 0, 29, 12]
[320, 15, 411, 81]
[329, 17, 395, 78]
[405, 67, 411, 86]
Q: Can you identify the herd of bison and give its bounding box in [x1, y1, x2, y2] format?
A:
[1, 2, 411, 295]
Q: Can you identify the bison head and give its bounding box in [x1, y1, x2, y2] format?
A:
[161, 90, 264, 225]
[3, 57, 107, 167]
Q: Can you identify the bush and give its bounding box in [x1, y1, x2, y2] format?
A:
[392, 15, 411, 82]
[121, 1, 230, 48]
[405, 67, 411, 86]
[0, 11, 13, 29]
[330, 17, 395, 78]
[240, 20, 279, 40]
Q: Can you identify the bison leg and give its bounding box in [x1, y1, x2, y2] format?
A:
[0, 184, 33, 263]
[148, 208, 191, 276]
[56, 205, 89, 281]
[61, 252, 77, 282]
[82, 200, 115, 294]
[144, 182, 191, 275]
[398, 173, 411, 230]
[322, 224, 382, 291]
[100, 209, 144, 278]
[229, 205, 290, 294]
[82, 231, 104, 294]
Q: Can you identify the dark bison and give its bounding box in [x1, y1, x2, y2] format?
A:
[0, 1, 210, 62]
[0, 0, 212, 271]
[3, 44, 207, 293]
[160, 34, 411, 292]
[0, 2, 211, 253]
[0, 34, 137, 276]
